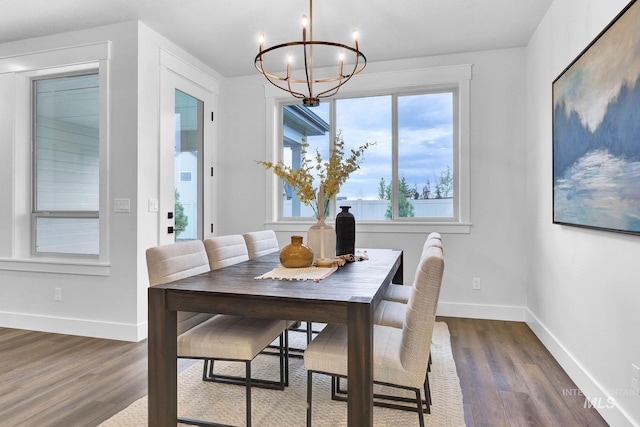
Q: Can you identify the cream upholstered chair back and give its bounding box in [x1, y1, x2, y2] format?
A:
[425, 232, 443, 251]
[203, 234, 250, 270]
[146, 240, 210, 285]
[399, 244, 445, 389]
[243, 230, 280, 259]
[426, 231, 442, 241]
[145, 240, 213, 335]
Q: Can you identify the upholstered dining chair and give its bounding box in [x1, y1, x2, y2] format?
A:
[330, 235, 444, 413]
[375, 234, 444, 328]
[367, 236, 444, 410]
[304, 243, 445, 427]
[242, 229, 317, 356]
[243, 229, 280, 259]
[382, 232, 442, 304]
[146, 238, 289, 427]
[203, 233, 251, 269]
[202, 233, 290, 382]
[146, 239, 214, 335]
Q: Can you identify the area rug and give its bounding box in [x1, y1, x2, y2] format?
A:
[99, 322, 465, 426]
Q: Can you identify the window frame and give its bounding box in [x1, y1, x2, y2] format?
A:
[0, 41, 111, 274]
[263, 64, 472, 234]
[31, 71, 101, 258]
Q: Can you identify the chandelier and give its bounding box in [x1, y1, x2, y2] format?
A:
[254, 0, 366, 107]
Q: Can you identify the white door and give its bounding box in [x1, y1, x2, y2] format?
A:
[159, 67, 217, 245]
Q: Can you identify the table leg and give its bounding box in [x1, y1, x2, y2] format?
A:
[347, 301, 374, 427]
[148, 287, 177, 427]
[392, 251, 403, 284]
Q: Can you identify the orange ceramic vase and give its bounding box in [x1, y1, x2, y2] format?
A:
[280, 235, 314, 268]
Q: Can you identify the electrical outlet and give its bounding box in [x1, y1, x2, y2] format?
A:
[472, 277, 481, 290]
[632, 363, 640, 395]
[54, 288, 62, 301]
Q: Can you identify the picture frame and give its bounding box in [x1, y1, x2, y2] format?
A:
[553, 0, 640, 235]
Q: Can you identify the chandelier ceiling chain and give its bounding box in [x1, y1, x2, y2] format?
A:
[254, 0, 366, 107]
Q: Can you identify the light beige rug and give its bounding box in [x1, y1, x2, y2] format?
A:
[99, 322, 465, 426]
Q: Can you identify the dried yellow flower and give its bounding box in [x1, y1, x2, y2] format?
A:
[257, 131, 372, 217]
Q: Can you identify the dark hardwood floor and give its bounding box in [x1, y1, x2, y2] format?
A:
[0, 317, 608, 426]
[442, 317, 609, 427]
[0, 327, 147, 427]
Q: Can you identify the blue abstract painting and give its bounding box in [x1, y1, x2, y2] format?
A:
[553, 0, 640, 235]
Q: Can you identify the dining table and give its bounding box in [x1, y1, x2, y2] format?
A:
[148, 247, 403, 427]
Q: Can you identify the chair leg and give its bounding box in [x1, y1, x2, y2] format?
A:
[281, 331, 289, 387]
[246, 361, 252, 427]
[415, 388, 425, 427]
[331, 375, 338, 401]
[270, 322, 319, 360]
[307, 370, 313, 427]
[202, 359, 214, 381]
[333, 376, 430, 415]
[306, 321, 313, 344]
[424, 375, 432, 410]
[202, 346, 286, 391]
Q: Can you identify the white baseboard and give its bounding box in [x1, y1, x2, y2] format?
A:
[526, 309, 637, 427]
[0, 311, 144, 342]
[2, 302, 525, 341]
[436, 301, 527, 321]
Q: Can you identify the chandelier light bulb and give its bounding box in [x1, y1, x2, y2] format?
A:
[287, 53, 294, 64]
[339, 52, 345, 62]
[302, 15, 308, 28]
[259, 33, 265, 44]
[352, 29, 359, 41]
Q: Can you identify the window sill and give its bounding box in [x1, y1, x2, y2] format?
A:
[266, 221, 471, 234]
[0, 258, 110, 276]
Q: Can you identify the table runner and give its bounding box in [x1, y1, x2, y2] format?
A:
[254, 265, 338, 281]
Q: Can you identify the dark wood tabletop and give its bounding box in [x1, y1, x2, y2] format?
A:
[148, 248, 403, 427]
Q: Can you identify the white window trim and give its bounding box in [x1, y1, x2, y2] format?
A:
[262, 64, 472, 234]
[0, 42, 111, 275]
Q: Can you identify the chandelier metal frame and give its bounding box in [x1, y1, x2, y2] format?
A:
[254, 0, 366, 107]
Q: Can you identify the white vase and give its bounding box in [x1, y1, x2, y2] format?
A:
[307, 217, 336, 262]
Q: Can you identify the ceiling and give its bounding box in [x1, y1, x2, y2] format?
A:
[0, 0, 553, 78]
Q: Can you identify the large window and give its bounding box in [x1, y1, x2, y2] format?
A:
[281, 90, 456, 221]
[32, 73, 100, 255]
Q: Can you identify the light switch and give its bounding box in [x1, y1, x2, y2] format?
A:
[148, 198, 159, 212]
[114, 198, 131, 213]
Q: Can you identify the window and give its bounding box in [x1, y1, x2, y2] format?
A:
[0, 41, 109, 271]
[173, 89, 204, 242]
[32, 73, 100, 256]
[280, 90, 456, 221]
[264, 64, 471, 232]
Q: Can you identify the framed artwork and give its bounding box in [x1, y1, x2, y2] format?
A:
[553, 0, 640, 235]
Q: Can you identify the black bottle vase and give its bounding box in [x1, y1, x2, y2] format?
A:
[335, 206, 355, 256]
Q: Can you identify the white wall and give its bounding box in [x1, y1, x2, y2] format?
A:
[219, 48, 530, 321]
[0, 21, 220, 341]
[0, 22, 141, 340]
[526, 0, 640, 425]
